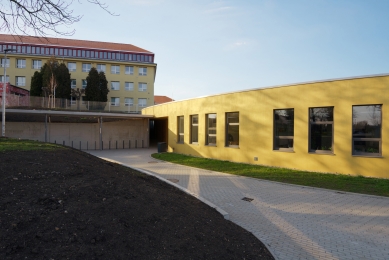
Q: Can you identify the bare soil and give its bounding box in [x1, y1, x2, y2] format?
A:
[0, 148, 274, 260]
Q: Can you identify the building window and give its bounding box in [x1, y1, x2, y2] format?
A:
[97, 64, 106, 72]
[82, 79, 87, 89]
[0, 75, 10, 83]
[1, 58, 10, 68]
[32, 60, 42, 70]
[16, 59, 26, 68]
[138, 98, 147, 107]
[274, 109, 294, 151]
[111, 65, 120, 74]
[68, 62, 76, 72]
[111, 81, 120, 90]
[82, 63, 91, 72]
[138, 82, 147, 92]
[125, 97, 133, 106]
[352, 105, 382, 156]
[139, 67, 147, 76]
[309, 107, 334, 153]
[125, 66, 134, 75]
[71, 79, 76, 89]
[177, 116, 184, 143]
[206, 114, 217, 146]
[190, 115, 198, 144]
[125, 82, 134, 91]
[226, 112, 239, 147]
[16, 76, 26, 86]
[111, 97, 120, 106]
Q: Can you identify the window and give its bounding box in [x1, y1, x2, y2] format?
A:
[0, 75, 10, 83]
[71, 79, 76, 89]
[125, 97, 133, 106]
[68, 62, 76, 72]
[16, 59, 26, 68]
[226, 112, 239, 147]
[82, 79, 87, 89]
[138, 98, 147, 107]
[82, 96, 87, 104]
[274, 109, 294, 151]
[111, 65, 120, 74]
[309, 107, 334, 153]
[82, 63, 91, 72]
[111, 97, 120, 106]
[70, 97, 76, 105]
[16, 76, 25, 86]
[125, 66, 134, 75]
[190, 115, 198, 144]
[352, 105, 382, 156]
[138, 82, 147, 92]
[111, 81, 120, 90]
[125, 82, 134, 91]
[1, 58, 10, 68]
[32, 60, 42, 70]
[139, 67, 147, 76]
[177, 116, 184, 143]
[97, 64, 106, 72]
[206, 114, 217, 145]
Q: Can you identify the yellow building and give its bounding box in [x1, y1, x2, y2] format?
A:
[143, 74, 389, 178]
[0, 34, 156, 112]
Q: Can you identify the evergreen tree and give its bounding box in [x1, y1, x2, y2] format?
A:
[98, 71, 109, 102]
[85, 68, 109, 102]
[55, 63, 71, 99]
[30, 71, 43, 96]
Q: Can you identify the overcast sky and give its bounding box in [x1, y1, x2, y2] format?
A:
[62, 0, 389, 100]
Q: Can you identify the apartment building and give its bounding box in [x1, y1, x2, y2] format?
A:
[0, 34, 156, 111]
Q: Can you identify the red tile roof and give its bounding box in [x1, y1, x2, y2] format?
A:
[0, 34, 153, 54]
[154, 96, 175, 104]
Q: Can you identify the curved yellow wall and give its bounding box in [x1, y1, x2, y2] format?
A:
[143, 75, 389, 178]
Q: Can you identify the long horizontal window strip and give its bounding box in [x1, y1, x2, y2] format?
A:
[0, 42, 154, 63]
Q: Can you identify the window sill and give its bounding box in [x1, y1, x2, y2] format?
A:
[309, 151, 334, 155]
[273, 149, 294, 153]
[225, 145, 239, 149]
[190, 143, 199, 146]
[206, 144, 217, 147]
[352, 154, 382, 158]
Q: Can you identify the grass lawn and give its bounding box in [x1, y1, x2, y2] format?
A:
[152, 153, 389, 197]
[0, 138, 62, 152]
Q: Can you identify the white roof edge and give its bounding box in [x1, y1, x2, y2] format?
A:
[147, 73, 389, 108]
[5, 109, 154, 118]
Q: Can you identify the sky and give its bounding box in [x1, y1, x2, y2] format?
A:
[57, 0, 389, 100]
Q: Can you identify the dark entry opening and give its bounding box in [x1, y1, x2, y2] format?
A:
[149, 118, 168, 147]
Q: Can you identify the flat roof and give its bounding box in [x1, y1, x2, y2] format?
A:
[5, 109, 154, 119]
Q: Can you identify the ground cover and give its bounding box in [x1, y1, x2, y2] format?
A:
[0, 139, 274, 260]
[152, 153, 389, 197]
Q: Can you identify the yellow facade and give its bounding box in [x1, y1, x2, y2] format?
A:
[3, 54, 156, 111]
[143, 75, 389, 178]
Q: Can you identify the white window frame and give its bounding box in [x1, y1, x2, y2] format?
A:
[111, 81, 120, 90]
[125, 82, 134, 91]
[138, 82, 147, 92]
[138, 67, 147, 76]
[138, 98, 147, 107]
[82, 79, 87, 89]
[16, 59, 26, 68]
[82, 63, 91, 72]
[71, 79, 76, 89]
[97, 64, 106, 72]
[1, 58, 10, 68]
[0, 75, 10, 83]
[68, 62, 76, 72]
[125, 97, 134, 106]
[16, 76, 26, 86]
[125, 66, 134, 75]
[32, 60, 42, 70]
[111, 65, 120, 74]
[111, 97, 120, 106]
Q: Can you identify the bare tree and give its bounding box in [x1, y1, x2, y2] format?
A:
[0, 0, 116, 37]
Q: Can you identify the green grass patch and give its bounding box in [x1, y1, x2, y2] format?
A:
[0, 138, 63, 152]
[152, 153, 389, 197]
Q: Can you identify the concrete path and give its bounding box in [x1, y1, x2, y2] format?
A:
[87, 148, 389, 260]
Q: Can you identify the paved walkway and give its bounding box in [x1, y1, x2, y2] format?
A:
[87, 148, 389, 260]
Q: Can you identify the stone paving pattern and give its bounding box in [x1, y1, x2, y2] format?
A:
[88, 149, 389, 260]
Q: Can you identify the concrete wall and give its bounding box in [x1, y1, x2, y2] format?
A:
[6, 119, 149, 150]
[143, 75, 389, 178]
